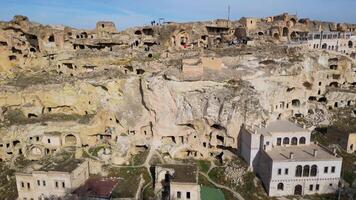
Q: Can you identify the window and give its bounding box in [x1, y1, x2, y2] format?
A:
[303, 165, 310, 177]
[27, 182, 30, 189]
[329, 183, 332, 187]
[177, 191, 181, 198]
[283, 137, 290, 145]
[311, 165, 317, 176]
[295, 165, 302, 177]
[21, 182, 25, 188]
[324, 167, 328, 173]
[299, 137, 306, 144]
[277, 183, 284, 190]
[62, 182, 65, 188]
[316, 184, 320, 191]
[37, 180, 40, 186]
[186, 192, 191, 199]
[331, 166, 335, 173]
[278, 168, 282, 175]
[43, 180, 46, 186]
[285, 168, 289, 175]
[309, 184, 313, 191]
[277, 138, 281, 146]
[47, 139, 51, 144]
[55, 181, 58, 188]
[291, 137, 298, 145]
[266, 141, 270, 146]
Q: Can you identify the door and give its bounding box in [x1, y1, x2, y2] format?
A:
[294, 185, 303, 195]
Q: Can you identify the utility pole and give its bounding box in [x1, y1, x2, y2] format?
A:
[228, 5, 231, 21]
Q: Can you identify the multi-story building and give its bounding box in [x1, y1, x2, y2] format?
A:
[15, 159, 89, 200]
[291, 31, 355, 59]
[240, 120, 343, 196]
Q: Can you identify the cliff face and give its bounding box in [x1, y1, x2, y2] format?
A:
[0, 15, 355, 164]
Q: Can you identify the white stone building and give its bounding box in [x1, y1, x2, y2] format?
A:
[15, 159, 89, 200]
[154, 164, 200, 200]
[240, 120, 343, 196]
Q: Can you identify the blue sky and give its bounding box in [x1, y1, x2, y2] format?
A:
[1, 0, 355, 30]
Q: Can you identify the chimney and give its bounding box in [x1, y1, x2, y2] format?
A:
[289, 152, 294, 159]
[313, 149, 318, 157]
[333, 148, 337, 156]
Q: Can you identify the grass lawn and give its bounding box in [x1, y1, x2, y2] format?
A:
[0, 163, 17, 200]
[197, 160, 211, 173]
[131, 150, 149, 166]
[108, 166, 150, 198]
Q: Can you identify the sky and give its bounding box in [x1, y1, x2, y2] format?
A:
[0, 0, 355, 30]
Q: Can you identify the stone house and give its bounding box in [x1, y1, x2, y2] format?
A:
[15, 159, 89, 200]
[155, 164, 200, 200]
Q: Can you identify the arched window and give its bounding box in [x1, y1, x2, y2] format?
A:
[291, 137, 298, 145]
[299, 137, 306, 144]
[283, 27, 289, 37]
[295, 165, 302, 177]
[277, 183, 284, 190]
[310, 165, 317, 176]
[303, 165, 310, 177]
[283, 137, 290, 145]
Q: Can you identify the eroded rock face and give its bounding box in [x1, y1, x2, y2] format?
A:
[0, 14, 355, 164]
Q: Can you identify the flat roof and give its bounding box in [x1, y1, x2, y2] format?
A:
[257, 120, 307, 135]
[159, 164, 197, 183]
[265, 144, 342, 162]
[38, 158, 85, 173]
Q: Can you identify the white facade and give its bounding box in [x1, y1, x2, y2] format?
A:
[240, 120, 343, 197]
[155, 165, 200, 200]
[305, 31, 355, 59]
[170, 182, 200, 200]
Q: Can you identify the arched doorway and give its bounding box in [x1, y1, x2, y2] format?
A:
[283, 137, 290, 145]
[322, 43, 327, 49]
[274, 33, 280, 39]
[290, 18, 297, 26]
[294, 185, 303, 195]
[65, 134, 77, 146]
[30, 147, 42, 156]
[291, 137, 298, 145]
[290, 31, 298, 40]
[282, 27, 289, 37]
[299, 137, 306, 144]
